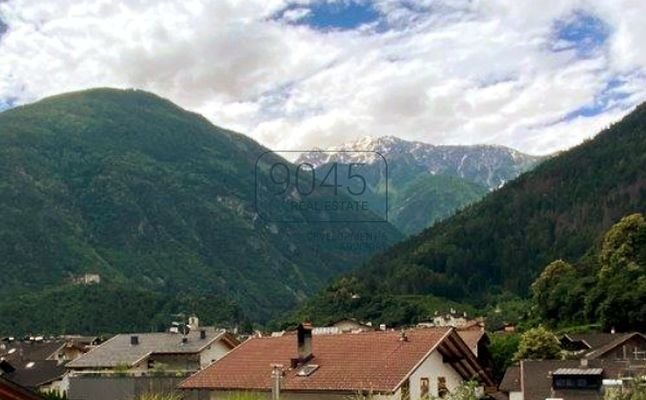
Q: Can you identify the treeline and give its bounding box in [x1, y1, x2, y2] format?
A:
[0, 283, 250, 336]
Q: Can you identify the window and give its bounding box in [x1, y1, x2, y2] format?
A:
[553, 376, 600, 390]
[296, 364, 319, 377]
[438, 377, 448, 398]
[420, 378, 429, 399]
[401, 379, 410, 400]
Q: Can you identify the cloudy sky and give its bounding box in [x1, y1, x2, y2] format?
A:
[1, 0, 645, 155]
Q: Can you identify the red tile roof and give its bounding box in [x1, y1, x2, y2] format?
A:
[182, 327, 491, 393]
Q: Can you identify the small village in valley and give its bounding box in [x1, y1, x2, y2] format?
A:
[1, 313, 644, 400]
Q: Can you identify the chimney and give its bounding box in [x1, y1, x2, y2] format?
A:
[200, 329, 206, 340]
[400, 330, 408, 342]
[130, 336, 139, 346]
[181, 337, 188, 344]
[188, 316, 199, 330]
[580, 358, 589, 368]
[297, 323, 313, 362]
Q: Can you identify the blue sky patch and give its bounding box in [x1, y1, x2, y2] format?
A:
[277, 1, 381, 31]
[0, 97, 17, 112]
[552, 11, 610, 57]
[0, 16, 7, 39]
[564, 78, 632, 120]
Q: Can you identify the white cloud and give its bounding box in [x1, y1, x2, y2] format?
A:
[1, 0, 646, 157]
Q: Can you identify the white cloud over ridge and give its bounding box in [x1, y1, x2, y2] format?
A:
[1, 0, 645, 156]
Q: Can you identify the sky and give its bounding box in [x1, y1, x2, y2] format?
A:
[1, 0, 645, 155]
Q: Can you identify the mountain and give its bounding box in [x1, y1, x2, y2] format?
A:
[298, 136, 543, 189]
[295, 104, 646, 326]
[297, 136, 542, 234]
[0, 88, 402, 333]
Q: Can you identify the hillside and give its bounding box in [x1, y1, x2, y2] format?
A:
[298, 136, 541, 234]
[0, 88, 402, 332]
[389, 174, 489, 235]
[296, 104, 646, 325]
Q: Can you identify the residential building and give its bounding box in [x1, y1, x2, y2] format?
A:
[66, 327, 239, 375]
[499, 358, 645, 400]
[560, 332, 646, 360]
[457, 330, 494, 380]
[0, 337, 88, 396]
[180, 324, 494, 400]
[500, 332, 646, 400]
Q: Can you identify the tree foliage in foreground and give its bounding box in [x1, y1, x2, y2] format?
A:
[533, 213, 646, 331]
[514, 326, 561, 361]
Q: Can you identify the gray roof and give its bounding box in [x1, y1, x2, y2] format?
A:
[4, 360, 67, 388]
[585, 332, 646, 359]
[562, 333, 621, 349]
[499, 365, 520, 392]
[67, 327, 230, 368]
[0, 341, 66, 363]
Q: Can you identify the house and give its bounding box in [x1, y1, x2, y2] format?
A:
[559, 332, 646, 360]
[73, 273, 101, 285]
[66, 327, 239, 375]
[0, 338, 86, 364]
[457, 330, 494, 380]
[0, 338, 88, 395]
[0, 375, 47, 400]
[499, 358, 646, 400]
[180, 324, 495, 400]
[66, 326, 239, 400]
[326, 318, 374, 333]
[417, 314, 484, 330]
[500, 332, 646, 400]
[1, 359, 67, 394]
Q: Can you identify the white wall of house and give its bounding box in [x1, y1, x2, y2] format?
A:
[199, 341, 232, 368]
[408, 350, 463, 399]
[40, 375, 69, 395]
[509, 391, 523, 400]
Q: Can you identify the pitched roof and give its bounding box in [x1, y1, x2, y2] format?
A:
[585, 332, 646, 359]
[457, 330, 486, 355]
[499, 365, 520, 392]
[0, 376, 47, 400]
[181, 327, 493, 392]
[519, 359, 645, 400]
[0, 341, 66, 363]
[67, 328, 235, 368]
[3, 360, 67, 388]
[562, 333, 623, 350]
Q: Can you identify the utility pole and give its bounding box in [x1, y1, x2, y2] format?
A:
[271, 363, 284, 400]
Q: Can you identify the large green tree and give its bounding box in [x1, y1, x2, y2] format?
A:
[590, 213, 646, 330]
[514, 326, 561, 361]
[532, 260, 586, 325]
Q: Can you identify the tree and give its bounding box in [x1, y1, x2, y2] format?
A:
[604, 377, 646, 400]
[593, 214, 646, 331]
[532, 260, 580, 324]
[513, 326, 561, 361]
[489, 334, 520, 383]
